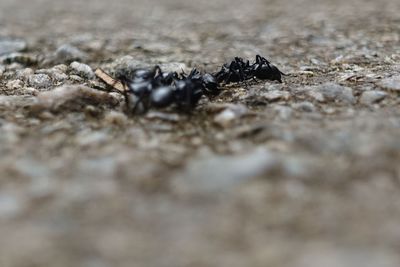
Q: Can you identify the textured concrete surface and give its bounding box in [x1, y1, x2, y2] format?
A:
[0, 0, 400, 266]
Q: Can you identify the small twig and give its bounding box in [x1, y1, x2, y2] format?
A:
[94, 68, 126, 93]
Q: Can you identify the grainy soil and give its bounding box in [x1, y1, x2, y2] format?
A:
[0, 0, 400, 266]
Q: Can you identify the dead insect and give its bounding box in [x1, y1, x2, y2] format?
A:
[201, 73, 220, 95]
[95, 66, 218, 114]
[215, 57, 251, 84]
[94, 55, 285, 115]
[215, 55, 284, 84]
[185, 68, 220, 96]
[251, 55, 285, 83]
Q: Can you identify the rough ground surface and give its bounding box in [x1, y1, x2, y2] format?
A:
[0, 0, 400, 266]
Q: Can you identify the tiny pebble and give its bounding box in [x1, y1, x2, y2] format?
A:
[316, 83, 355, 104]
[378, 75, 400, 91]
[55, 44, 87, 62]
[261, 91, 290, 101]
[69, 61, 95, 79]
[214, 104, 248, 127]
[292, 101, 316, 112]
[0, 38, 26, 55]
[16, 68, 34, 81]
[359, 90, 387, 105]
[104, 111, 128, 126]
[6, 79, 24, 90]
[28, 74, 52, 89]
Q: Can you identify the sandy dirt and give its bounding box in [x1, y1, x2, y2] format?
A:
[0, 0, 400, 266]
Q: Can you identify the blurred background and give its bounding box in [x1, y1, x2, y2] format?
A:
[0, 0, 400, 267]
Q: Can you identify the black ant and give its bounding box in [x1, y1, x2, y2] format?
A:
[110, 66, 221, 114]
[215, 55, 284, 84]
[94, 54, 283, 115]
[252, 55, 285, 83]
[215, 57, 250, 84]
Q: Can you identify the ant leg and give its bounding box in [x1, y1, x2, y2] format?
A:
[255, 55, 262, 64]
[132, 91, 149, 113]
[237, 63, 246, 82]
[154, 65, 162, 75]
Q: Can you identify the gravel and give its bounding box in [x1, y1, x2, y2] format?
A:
[0, 38, 26, 55]
[54, 44, 88, 63]
[213, 104, 248, 127]
[33, 85, 119, 112]
[173, 148, 277, 194]
[69, 61, 95, 79]
[0, 0, 400, 266]
[292, 101, 317, 112]
[378, 75, 400, 91]
[359, 90, 387, 105]
[315, 83, 356, 104]
[28, 74, 52, 89]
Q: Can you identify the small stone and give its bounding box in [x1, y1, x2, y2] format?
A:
[315, 83, 355, 104]
[69, 61, 95, 79]
[297, 70, 315, 76]
[214, 104, 248, 127]
[28, 74, 52, 89]
[306, 90, 325, 102]
[173, 148, 277, 194]
[32, 85, 119, 113]
[109, 55, 150, 75]
[16, 68, 34, 81]
[23, 87, 39, 95]
[52, 64, 68, 73]
[0, 38, 26, 55]
[0, 95, 34, 108]
[76, 131, 108, 146]
[261, 91, 290, 102]
[264, 83, 284, 91]
[300, 65, 321, 71]
[1, 52, 37, 65]
[36, 65, 68, 82]
[52, 72, 68, 82]
[6, 79, 24, 90]
[55, 44, 87, 63]
[273, 105, 293, 120]
[292, 101, 316, 112]
[378, 75, 400, 91]
[359, 90, 387, 105]
[69, 74, 84, 82]
[88, 80, 107, 90]
[5, 64, 22, 72]
[104, 111, 128, 126]
[108, 92, 125, 103]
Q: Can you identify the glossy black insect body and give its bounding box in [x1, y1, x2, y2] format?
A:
[201, 73, 219, 95]
[96, 55, 283, 115]
[174, 78, 203, 110]
[215, 55, 284, 84]
[114, 66, 217, 114]
[150, 86, 175, 108]
[251, 55, 284, 83]
[215, 57, 250, 84]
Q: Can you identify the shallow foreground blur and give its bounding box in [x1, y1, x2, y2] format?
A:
[0, 0, 400, 266]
